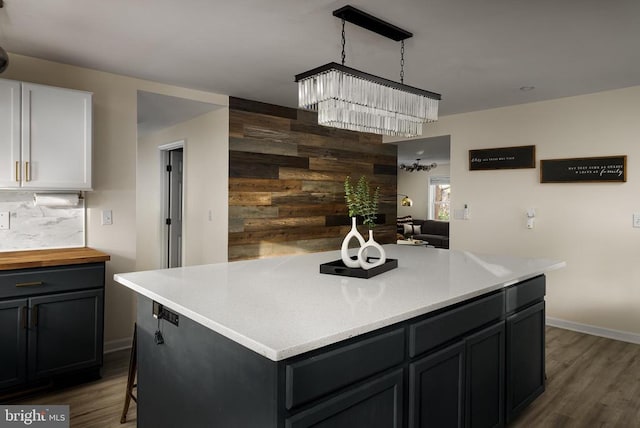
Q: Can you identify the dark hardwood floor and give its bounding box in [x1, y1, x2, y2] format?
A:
[9, 349, 136, 428]
[511, 327, 640, 427]
[7, 326, 640, 427]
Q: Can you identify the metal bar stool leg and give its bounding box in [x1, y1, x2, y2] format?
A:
[120, 323, 137, 424]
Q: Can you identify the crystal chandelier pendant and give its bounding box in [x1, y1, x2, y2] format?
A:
[297, 64, 439, 137]
[295, 6, 441, 138]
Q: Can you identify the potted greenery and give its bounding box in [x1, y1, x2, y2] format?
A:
[344, 176, 380, 229]
[342, 176, 386, 270]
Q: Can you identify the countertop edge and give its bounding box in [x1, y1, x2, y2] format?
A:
[0, 247, 111, 271]
[115, 274, 280, 360]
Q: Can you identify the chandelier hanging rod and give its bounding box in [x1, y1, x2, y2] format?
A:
[332, 5, 412, 42]
[295, 62, 441, 100]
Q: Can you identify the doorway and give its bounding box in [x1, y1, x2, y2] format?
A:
[393, 135, 451, 220]
[160, 142, 184, 268]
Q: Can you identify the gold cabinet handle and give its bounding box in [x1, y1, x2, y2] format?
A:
[25, 161, 30, 182]
[16, 281, 43, 287]
[15, 161, 20, 182]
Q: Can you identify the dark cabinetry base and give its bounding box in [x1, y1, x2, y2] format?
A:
[136, 275, 546, 427]
[0, 263, 105, 396]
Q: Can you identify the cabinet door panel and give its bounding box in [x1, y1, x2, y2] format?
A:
[0, 298, 28, 388]
[466, 322, 505, 428]
[28, 289, 103, 379]
[506, 301, 545, 422]
[410, 341, 465, 428]
[0, 78, 21, 188]
[21, 83, 92, 189]
[286, 369, 403, 428]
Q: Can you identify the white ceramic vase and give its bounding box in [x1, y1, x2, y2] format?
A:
[341, 217, 366, 268]
[357, 229, 386, 270]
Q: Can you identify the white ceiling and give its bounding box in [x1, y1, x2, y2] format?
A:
[137, 91, 221, 137]
[1, 0, 639, 121]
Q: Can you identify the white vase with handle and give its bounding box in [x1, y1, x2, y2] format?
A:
[357, 229, 386, 270]
[341, 217, 366, 268]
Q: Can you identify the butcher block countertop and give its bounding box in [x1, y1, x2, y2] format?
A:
[0, 247, 111, 271]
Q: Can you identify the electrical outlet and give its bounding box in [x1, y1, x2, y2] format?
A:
[0, 212, 9, 230]
[101, 210, 113, 225]
[633, 213, 640, 228]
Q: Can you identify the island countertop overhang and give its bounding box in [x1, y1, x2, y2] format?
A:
[114, 246, 565, 361]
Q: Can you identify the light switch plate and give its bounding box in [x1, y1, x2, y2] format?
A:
[0, 212, 9, 230]
[633, 213, 640, 228]
[101, 210, 113, 225]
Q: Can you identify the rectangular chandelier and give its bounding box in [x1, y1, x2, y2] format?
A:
[296, 62, 440, 137]
[294, 6, 441, 138]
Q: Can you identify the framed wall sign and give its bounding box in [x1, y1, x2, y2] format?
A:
[540, 155, 627, 183]
[469, 145, 536, 170]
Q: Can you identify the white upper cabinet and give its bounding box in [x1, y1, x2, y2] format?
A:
[0, 79, 21, 188]
[0, 79, 92, 190]
[21, 83, 92, 190]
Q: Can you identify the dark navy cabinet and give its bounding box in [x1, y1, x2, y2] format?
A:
[0, 298, 28, 389]
[409, 340, 466, 427]
[136, 275, 546, 428]
[466, 321, 505, 428]
[504, 275, 546, 423]
[408, 290, 505, 428]
[0, 263, 105, 393]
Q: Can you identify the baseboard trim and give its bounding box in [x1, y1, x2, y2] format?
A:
[104, 337, 133, 354]
[546, 317, 640, 345]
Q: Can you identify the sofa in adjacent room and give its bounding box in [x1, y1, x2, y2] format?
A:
[397, 216, 450, 249]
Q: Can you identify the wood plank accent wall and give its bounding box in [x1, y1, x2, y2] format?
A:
[228, 97, 398, 261]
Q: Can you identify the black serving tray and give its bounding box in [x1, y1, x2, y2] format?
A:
[320, 258, 398, 279]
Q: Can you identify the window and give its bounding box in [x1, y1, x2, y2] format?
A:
[428, 176, 450, 221]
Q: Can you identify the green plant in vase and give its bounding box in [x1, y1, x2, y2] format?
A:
[343, 176, 385, 270]
[344, 175, 380, 227]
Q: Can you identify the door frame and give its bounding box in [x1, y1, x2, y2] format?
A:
[159, 140, 185, 268]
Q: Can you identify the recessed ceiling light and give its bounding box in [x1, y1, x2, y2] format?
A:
[416, 150, 424, 155]
[519, 86, 536, 92]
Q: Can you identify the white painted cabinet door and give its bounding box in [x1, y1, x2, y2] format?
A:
[21, 83, 92, 190]
[0, 79, 21, 188]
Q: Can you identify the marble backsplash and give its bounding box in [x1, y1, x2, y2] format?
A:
[0, 192, 85, 251]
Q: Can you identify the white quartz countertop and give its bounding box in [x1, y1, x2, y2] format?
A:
[114, 246, 565, 361]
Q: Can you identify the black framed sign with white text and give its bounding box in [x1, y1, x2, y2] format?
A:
[540, 155, 627, 183]
[469, 145, 536, 170]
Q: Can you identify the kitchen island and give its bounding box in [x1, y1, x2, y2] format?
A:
[115, 246, 564, 428]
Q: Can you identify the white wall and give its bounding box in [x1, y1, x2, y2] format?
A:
[397, 164, 451, 220]
[408, 86, 640, 338]
[3, 53, 228, 351]
[137, 109, 228, 270]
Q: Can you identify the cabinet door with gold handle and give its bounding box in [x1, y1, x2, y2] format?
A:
[27, 289, 104, 380]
